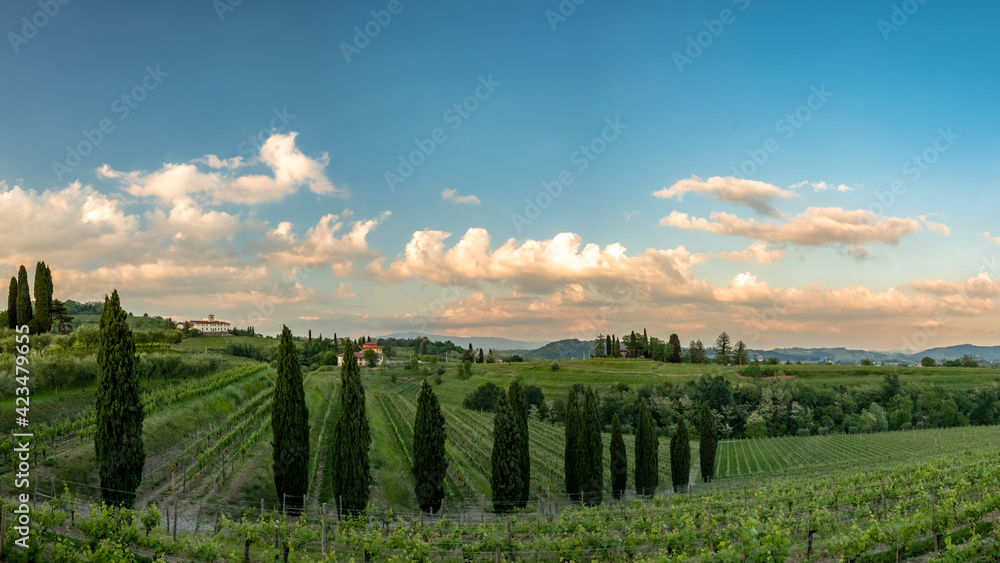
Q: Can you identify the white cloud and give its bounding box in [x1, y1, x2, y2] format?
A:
[623, 211, 638, 221]
[661, 207, 923, 247]
[909, 272, 1000, 299]
[653, 176, 797, 217]
[263, 210, 390, 267]
[983, 232, 1000, 244]
[196, 155, 246, 169]
[0, 181, 140, 268]
[441, 189, 481, 205]
[715, 242, 785, 265]
[99, 132, 345, 205]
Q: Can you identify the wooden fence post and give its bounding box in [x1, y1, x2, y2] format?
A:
[321, 503, 327, 555]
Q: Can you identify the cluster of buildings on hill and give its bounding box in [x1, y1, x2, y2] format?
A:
[337, 341, 385, 366]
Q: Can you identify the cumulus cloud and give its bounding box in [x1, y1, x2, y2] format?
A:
[909, 272, 1000, 299]
[661, 207, 923, 247]
[715, 242, 785, 265]
[983, 232, 1000, 244]
[441, 189, 481, 205]
[0, 181, 139, 268]
[366, 228, 712, 298]
[653, 176, 797, 217]
[99, 132, 345, 204]
[263, 210, 390, 267]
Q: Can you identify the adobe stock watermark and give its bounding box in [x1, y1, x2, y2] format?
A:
[544, 0, 588, 31]
[672, 0, 751, 73]
[901, 308, 948, 352]
[232, 262, 320, 332]
[740, 292, 794, 347]
[8, 0, 72, 54]
[212, 0, 245, 21]
[511, 116, 628, 232]
[238, 107, 296, 157]
[340, 0, 415, 63]
[384, 74, 501, 192]
[51, 65, 169, 182]
[866, 126, 958, 216]
[407, 280, 467, 332]
[877, 0, 930, 41]
[568, 280, 639, 343]
[730, 84, 834, 179]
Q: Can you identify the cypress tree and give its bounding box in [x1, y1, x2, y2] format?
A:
[7, 277, 17, 328]
[580, 387, 603, 506]
[697, 404, 718, 483]
[413, 379, 447, 513]
[94, 290, 145, 507]
[491, 389, 519, 512]
[605, 335, 612, 357]
[670, 417, 691, 493]
[508, 379, 530, 508]
[634, 399, 658, 498]
[563, 389, 582, 502]
[668, 334, 682, 363]
[331, 340, 372, 515]
[610, 413, 627, 500]
[15, 265, 32, 330]
[33, 261, 51, 333]
[272, 326, 309, 512]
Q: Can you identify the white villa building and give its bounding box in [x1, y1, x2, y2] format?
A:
[177, 314, 231, 335]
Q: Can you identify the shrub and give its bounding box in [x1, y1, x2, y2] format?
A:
[817, 426, 829, 435]
[795, 428, 810, 437]
[433, 373, 442, 385]
[436, 366, 446, 375]
[550, 361, 560, 371]
[901, 421, 912, 430]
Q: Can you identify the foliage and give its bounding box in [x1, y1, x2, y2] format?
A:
[462, 382, 501, 412]
[331, 339, 372, 515]
[609, 413, 627, 499]
[580, 386, 603, 506]
[94, 290, 145, 507]
[413, 379, 447, 512]
[564, 387, 582, 502]
[508, 379, 530, 508]
[697, 404, 717, 483]
[272, 325, 309, 512]
[634, 398, 658, 498]
[670, 414, 690, 493]
[490, 389, 520, 512]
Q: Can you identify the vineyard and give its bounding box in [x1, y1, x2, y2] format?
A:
[4, 359, 1000, 560]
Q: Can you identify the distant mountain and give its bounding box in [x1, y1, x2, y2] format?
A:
[377, 332, 548, 352]
[503, 339, 593, 360]
[917, 344, 1000, 361]
[754, 344, 1000, 364]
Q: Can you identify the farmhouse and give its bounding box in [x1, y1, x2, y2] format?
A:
[337, 341, 385, 366]
[176, 314, 231, 335]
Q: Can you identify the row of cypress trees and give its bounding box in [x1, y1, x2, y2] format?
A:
[5, 261, 52, 332]
[490, 379, 531, 512]
[566, 392, 719, 500]
[563, 387, 604, 505]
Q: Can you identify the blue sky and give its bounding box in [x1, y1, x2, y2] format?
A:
[2, 0, 998, 349]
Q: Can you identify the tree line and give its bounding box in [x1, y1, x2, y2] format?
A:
[593, 329, 753, 365]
